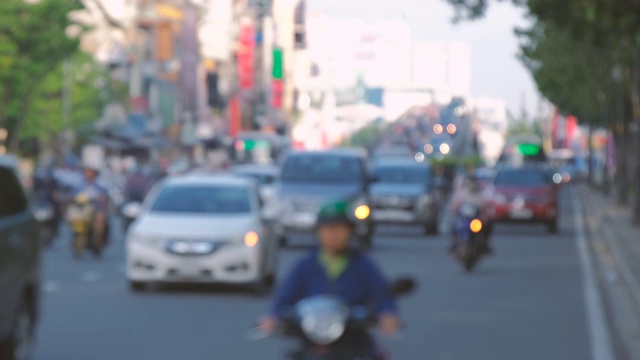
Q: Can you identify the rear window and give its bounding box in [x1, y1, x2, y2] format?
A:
[282, 155, 364, 183]
[373, 166, 429, 185]
[494, 169, 550, 187]
[0, 166, 28, 218]
[150, 185, 252, 214]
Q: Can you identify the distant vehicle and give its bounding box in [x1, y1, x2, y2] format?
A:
[474, 167, 496, 186]
[229, 164, 279, 203]
[547, 149, 587, 183]
[487, 166, 558, 233]
[231, 131, 292, 166]
[452, 203, 489, 272]
[421, 135, 452, 158]
[125, 174, 279, 292]
[369, 159, 441, 235]
[276, 149, 374, 248]
[371, 145, 415, 161]
[0, 155, 40, 360]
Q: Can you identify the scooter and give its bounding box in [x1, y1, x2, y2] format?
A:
[65, 193, 102, 258]
[33, 198, 58, 247]
[250, 278, 416, 360]
[453, 203, 488, 272]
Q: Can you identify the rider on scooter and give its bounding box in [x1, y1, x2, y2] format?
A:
[76, 162, 110, 254]
[449, 172, 492, 255]
[259, 199, 401, 355]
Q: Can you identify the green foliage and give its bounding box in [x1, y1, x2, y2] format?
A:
[21, 51, 127, 141]
[0, 0, 86, 149]
[342, 124, 383, 148]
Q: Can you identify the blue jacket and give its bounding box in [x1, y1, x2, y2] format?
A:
[271, 247, 398, 317]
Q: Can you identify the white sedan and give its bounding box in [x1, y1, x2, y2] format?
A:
[125, 174, 278, 291]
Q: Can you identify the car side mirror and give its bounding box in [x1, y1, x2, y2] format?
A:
[390, 277, 416, 296]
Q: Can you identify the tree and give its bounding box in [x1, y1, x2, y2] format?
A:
[20, 51, 127, 145]
[444, 0, 640, 221]
[0, 0, 86, 151]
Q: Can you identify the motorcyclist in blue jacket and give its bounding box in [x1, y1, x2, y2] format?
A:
[259, 199, 401, 338]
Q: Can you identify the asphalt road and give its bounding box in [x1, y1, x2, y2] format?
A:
[33, 188, 590, 360]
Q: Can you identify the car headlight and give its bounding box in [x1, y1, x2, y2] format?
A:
[128, 233, 164, 248]
[416, 194, 432, 207]
[351, 196, 370, 220]
[244, 231, 260, 247]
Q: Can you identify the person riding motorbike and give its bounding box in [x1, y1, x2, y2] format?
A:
[75, 162, 110, 255]
[449, 173, 492, 255]
[124, 165, 151, 203]
[259, 199, 401, 356]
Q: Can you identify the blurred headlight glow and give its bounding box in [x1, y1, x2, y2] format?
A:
[424, 144, 433, 154]
[553, 173, 562, 184]
[354, 205, 370, 220]
[470, 219, 483, 233]
[447, 124, 457, 134]
[244, 231, 259, 247]
[415, 152, 425, 162]
[440, 143, 450, 155]
[433, 124, 443, 134]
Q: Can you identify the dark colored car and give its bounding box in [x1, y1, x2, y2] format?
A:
[487, 166, 558, 233]
[0, 155, 40, 360]
[276, 149, 374, 247]
[369, 159, 441, 235]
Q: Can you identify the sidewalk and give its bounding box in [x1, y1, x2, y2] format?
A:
[579, 184, 640, 359]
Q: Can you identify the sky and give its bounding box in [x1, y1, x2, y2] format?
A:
[307, 0, 541, 116]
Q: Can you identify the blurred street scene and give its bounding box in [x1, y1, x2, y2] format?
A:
[1, 0, 640, 360]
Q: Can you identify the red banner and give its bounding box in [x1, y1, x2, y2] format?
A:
[566, 115, 577, 148]
[237, 24, 255, 89]
[272, 79, 283, 108]
[229, 96, 241, 138]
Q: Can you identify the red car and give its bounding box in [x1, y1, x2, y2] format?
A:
[487, 166, 558, 233]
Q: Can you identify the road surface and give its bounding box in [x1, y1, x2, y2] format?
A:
[33, 188, 592, 360]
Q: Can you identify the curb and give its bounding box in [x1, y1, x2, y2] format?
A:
[578, 184, 640, 359]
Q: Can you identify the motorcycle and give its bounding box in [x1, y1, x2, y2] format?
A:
[121, 201, 142, 232]
[250, 278, 416, 360]
[65, 193, 102, 258]
[453, 203, 488, 272]
[33, 198, 58, 247]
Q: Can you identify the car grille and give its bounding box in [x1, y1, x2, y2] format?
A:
[372, 195, 415, 209]
[291, 197, 323, 213]
[165, 239, 227, 256]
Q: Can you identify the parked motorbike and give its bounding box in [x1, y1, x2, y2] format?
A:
[453, 203, 488, 272]
[65, 193, 101, 258]
[250, 278, 416, 360]
[33, 198, 58, 247]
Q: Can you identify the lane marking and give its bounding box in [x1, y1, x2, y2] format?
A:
[81, 271, 102, 282]
[572, 188, 615, 360]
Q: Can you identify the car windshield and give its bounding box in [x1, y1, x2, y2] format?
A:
[494, 169, 550, 187]
[373, 166, 429, 185]
[282, 155, 363, 182]
[150, 185, 252, 214]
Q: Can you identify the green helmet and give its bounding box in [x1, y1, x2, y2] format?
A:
[316, 199, 354, 227]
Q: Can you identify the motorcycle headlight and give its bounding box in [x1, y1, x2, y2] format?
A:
[297, 296, 349, 345]
[128, 233, 164, 248]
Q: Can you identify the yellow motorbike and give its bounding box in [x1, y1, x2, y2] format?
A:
[65, 193, 97, 258]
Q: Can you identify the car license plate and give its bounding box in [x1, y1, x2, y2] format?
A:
[294, 212, 316, 226]
[373, 209, 414, 222]
[510, 209, 533, 219]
